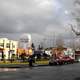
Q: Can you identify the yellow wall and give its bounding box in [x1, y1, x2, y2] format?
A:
[0, 38, 18, 59]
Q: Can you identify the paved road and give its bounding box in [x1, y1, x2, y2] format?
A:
[0, 63, 80, 80]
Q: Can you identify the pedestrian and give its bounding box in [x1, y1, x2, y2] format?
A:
[28, 55, 34, 67]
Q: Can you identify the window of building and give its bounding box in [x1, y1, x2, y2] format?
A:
[6, 43, 10, 48]
[12, 45, 15, 48]
[0, 43, 4, 47]
[12, 43, 15, 48]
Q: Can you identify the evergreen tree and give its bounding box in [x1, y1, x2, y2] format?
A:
[31, 43, 35, 50]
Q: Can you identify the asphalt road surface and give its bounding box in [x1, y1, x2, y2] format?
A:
[0, 63, 80, 80]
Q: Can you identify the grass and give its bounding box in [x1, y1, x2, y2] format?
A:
[36, 61, 49, 64]
[0, 60, 49, 65]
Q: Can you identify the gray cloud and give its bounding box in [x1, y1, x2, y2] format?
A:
[0, 0, 77, 45]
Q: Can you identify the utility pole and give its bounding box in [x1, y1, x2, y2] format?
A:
[8, 40, 11, 60]
[54, 32, 56, 48]
[2, 39, 5, 61]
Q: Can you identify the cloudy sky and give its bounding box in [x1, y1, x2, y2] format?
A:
[0, 0, 78, 46]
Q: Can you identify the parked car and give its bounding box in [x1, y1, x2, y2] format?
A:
[49, 47, 75, 65]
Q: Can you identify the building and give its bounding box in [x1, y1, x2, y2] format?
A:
[0, 38, 18, 59]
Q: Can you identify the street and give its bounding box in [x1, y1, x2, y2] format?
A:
[0, 63, 80, 80]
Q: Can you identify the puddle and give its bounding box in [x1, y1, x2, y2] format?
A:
[0, 68, 18, 72]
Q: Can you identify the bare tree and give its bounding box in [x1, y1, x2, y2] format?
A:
[70, 24, 80, 36]
[71, 0, 80, 36]
[70, 24, 80, 50]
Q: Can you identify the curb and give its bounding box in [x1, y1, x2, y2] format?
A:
[0, 64, 49, 68]
[0, 64, 28, 68]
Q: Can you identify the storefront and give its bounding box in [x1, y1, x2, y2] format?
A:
[17, 48, 33, 57]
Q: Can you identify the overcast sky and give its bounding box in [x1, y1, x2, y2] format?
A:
[0, 0, 78, 46]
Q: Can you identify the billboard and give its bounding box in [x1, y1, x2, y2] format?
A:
[18, 33, 32, 49]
